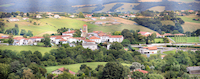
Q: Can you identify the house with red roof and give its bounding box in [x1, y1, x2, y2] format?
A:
[108, 35, 124, 43]
[82, 39, 97, 50]
[89, 36, 101, 43]
[134, 69, 148, 74]
[138, 31, 152, 36]
[85, 14, 92, 18]
[30, 36, 44, 42]
[51, 67, 76, 75]
[9, 18, 20, 22]
[13, 37, 34, 45]
[139, 46, 158, 54]
[62, 30, 75, 36]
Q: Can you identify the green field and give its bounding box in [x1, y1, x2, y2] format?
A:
[178, 15, 200, 24]
[170, 37, 200, 43]
[163, 50, 176, 54]
[45, 62, 131, 73]
[155, 38, 164, 42]
[0, 46, 57, 55]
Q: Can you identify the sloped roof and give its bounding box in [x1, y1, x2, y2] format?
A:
[69, 70, 76, 75]
[143, 46, 157, 50]
[109, 35, 123, 38]
[58, 67, 65, 72]
[62, 30, 75, 34]
[83, 24, 87, 27]
[30, 36, 44, 39]
[14, 37, 24, 40]
[84, 39, 95, 42]
[90, 36, 100, 39]
[55, 36, 63, 39]
[60, 39, 67, 41]
[135, 69, 148, 74]
[174, 33, 185, 36]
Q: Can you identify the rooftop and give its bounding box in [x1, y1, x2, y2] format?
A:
[90, 36, 100, 39]
[143, 46, 157, 50]
[135, 69, 148, 74]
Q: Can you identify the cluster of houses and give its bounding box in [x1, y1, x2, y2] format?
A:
[119, 14, 136, 18]
[3, 24, 123, 50]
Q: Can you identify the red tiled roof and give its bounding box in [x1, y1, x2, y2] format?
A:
[84, 39, 95, 42]
[135, 69, 148, 74]
[24, 38, 29, 40]
[93, 31, 102, 34]
[174, 33, 185, 36]
[138, 32, 149, 35]
[55, 36, 63, 39]
[58, 67, 65, 72]
[161, 55, 166, 58]
[98, 33, 107, 36]
[109, 35, 123, 38]
[62, 35, 72, 37]
[143, 46, 157, 50]
[83, 24, 87, 27]
[69, 70, 76, 75]
[86, 14, 92, 16]
[60, 39, 67, 41]
[90, 36, 100, 39]
[30, 36, 44, 39]
[74, 37, 85, 40]
[164, 33, 172, 36]
[62, 30, 75, 34]
[14, 37, 24, 40]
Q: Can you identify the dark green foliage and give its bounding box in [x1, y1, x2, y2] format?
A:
[100, 62, 129, 79]
[78, 12, 85, 18]
[163, 37, 169, 43]
[109, 42, 123, 51]
[20, 29, 26, 35]
[131, 71, 146, 79]
[121, 39, 130, 46]
[0, 22, 5, 33]
[73, 29, 82, 37]
[43, 34, 51, 47]
[57, 27, 69, 35]
[26, 30, 33, 37]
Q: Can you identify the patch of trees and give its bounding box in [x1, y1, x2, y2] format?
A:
[92, 4, 105, 12]
[109, 3, 124, 12]
[0, 12, 12, 18]
[4, 24, 19, 35]
[133, 18, 184, 33]
[0, 22, 5, 33]
[57, 27, 74, 35]
[92, 13, 109, 17]
[140, 10, 155, 17]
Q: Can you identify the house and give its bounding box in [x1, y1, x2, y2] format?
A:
[70, 15, 75, 18]
[129, 14, 136, 17]
[139, 46, 158, 54]
[186, 66, 200, 74]
[85, 14, 92, 18]
[82, 40, 98, 50]
[9, 18, 20, 22]
[62, 30, 75, 36]
[134, 69, 148, 74]
[138, 32, 151, 36]
[29, 36, 44, 42]
[54, 14, 60, 18]
[55, 36, 63, 44]
[108, 35, 124, 43]
[188, 10, 194, 13]
[23, 17, 29, 20]
[89, 36, 101, 43]
[36, 15, 42, 18]
[13, 37, 34, 45]
[46, 12, 53, 15]
[100, 16, 106, 19]
[174, 33, 185, 36]
[91, 17, 97, 21]
[163, 33, 173, 37]
[59, 39, 68, 44]
[51, 67, 76, 75]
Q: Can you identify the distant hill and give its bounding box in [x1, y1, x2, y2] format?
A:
[0, 0, 199, 12]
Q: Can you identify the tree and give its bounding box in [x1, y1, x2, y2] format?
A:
[20, 29, 26, 35]
[131, 71, 146, 79]
[57, 71, 76, 79]
[10, 61, 21, 73]
[121, 39, 130, 46]
[8, 34, 14, 45]
[130, 62, 142, 71]
[26, 30, 33, 37]
[0, 22, 5, 33]
[43, 34, 51, 47]
[0, 63, 10, 79]
[8, 73, 20, 79]
[146, 65, 150, 71]
[100, 62, 128, 79]
[22, 68, 35, 79]
[78, 12, 85, 18]
[33, 22, 37, 25]
[34, 51, 42, 60]
[163, 37, 169, 43]
[113, 31, 121, 35]
[110, 42, 123, 51]
[73, 29, 82, 37]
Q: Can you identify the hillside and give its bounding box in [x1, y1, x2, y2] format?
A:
[3, 17, 156, 36]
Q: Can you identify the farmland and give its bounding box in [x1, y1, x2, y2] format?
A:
[148, 6, 165, 12]
[170, 37, 200, 43]
[45, 62, 131, 73]
[0, 45, 57, 55]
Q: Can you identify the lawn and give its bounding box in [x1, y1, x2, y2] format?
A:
[132, 47, 139, 50]
[45, 62, 132, 73]
[163, 50, 176, 54]
[155, 38, 164, 43]
[170, 37, 200, 43]
[0, 46, 57, 55]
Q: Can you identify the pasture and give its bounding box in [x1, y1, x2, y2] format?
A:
[96, 3, 117, 12]
[116, 3, 140, 12]
[0, 45, 57, 55]
[155, 38, 164, 43]
[45, 62, 132, 73]
[170, 37, 200, 43]
[148, 6, 165, 12]
[178, 15, 200, 23]
[163, 50, 176, 54]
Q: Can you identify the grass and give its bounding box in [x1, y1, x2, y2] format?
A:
[181, 22, 200, 32]
[3, 17, 98, 36]
[76, 7, 96, 13]
[170, 37, 200, 43]
[132, 47, 139, 50]
[0, 45, 57, 55]
[163, 50, 176, 54]
[116, 3, 140, 12]
[96, 3, 117, 13]
[155, 38, 164, 42]
[178, 15, 200, 23]
[45, 62, 131, 73]
[148, 6, 165, 12]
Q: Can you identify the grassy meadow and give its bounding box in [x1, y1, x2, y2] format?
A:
[155, 38, 164, 42]
[163, 50, 176, 54]
[170, 37, 200, 43]
[0, 45, 57, 55]
[45, 62, 132, 73]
